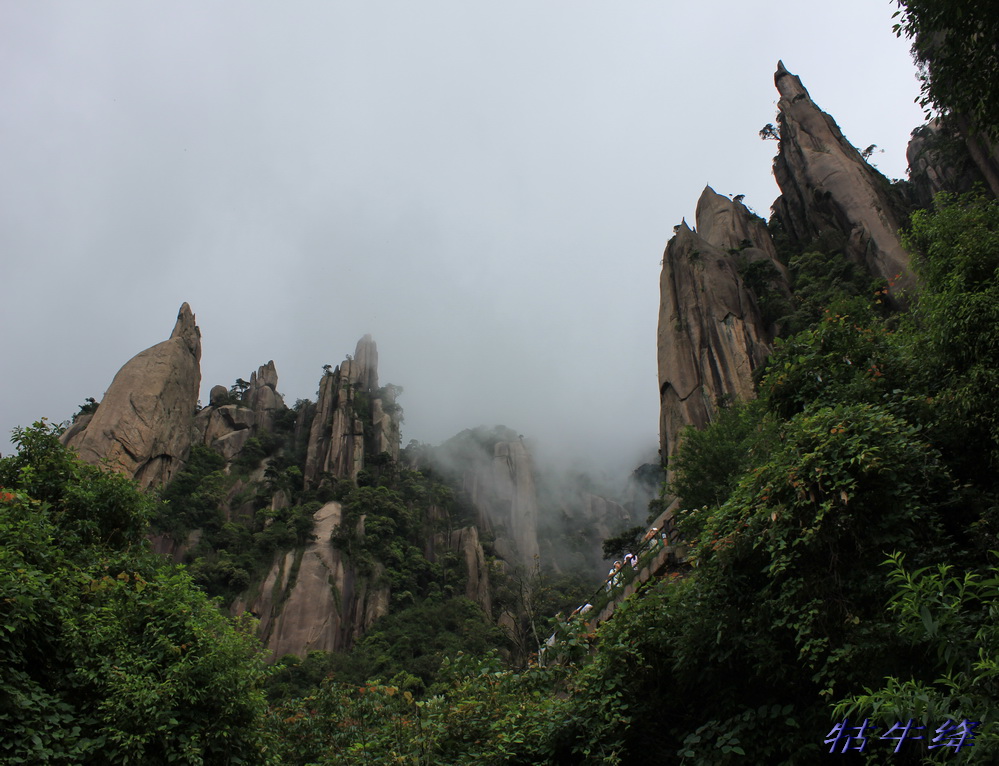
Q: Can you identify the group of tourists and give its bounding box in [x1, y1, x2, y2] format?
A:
[540, 520, 679, 663]
[603, 525, 670, 592]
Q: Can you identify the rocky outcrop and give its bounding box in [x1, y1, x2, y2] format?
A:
[352, 334, 379, 392]
[304, 335, 400, 486]
[149, 529, 202, 562]
[492, 440, 541, 566]
[419, 427, 543, 571]
[696, 187, 791, 285]
[195, 405, 257, 462]
[770, 61, 914, 297]
[457, 436, 541, 569]
[245, 360, 284, 432]
[304, 364, 365, 485]
[449, 525, 493, 617]
[209, 385, 229, 407]
[234, 501, 390, 657]
[657, 62, 935, 464]
[193, 361, 288, 464]
[61, 303, 201, 488]
[657, 216, 773, 462]
[371, 395, 401, 462]
[905, 119, 999, 208]
[577, 493, 632, 544]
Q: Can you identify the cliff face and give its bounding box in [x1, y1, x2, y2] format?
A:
[61, 303, 202, 488]
[57, 310, 512, 659]
[234, 501, 390, 658]
[658, 62, 937, 466]
[905, 119, 999, 209]
[657, 190, 778, 462]
[770, 61, 914, 296]
[304, 335, 399, 487]
[432, 427, 542, 571]
[447, 524, 493, 617]
[245, 360, 284, 432]
[237, 335, 412, 656]
[488, 440, 541, 567]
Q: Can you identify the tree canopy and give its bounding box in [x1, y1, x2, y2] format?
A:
[894, 0, 999, 139]
[0, 422, 273, 765]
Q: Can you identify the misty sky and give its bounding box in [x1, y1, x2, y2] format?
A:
[1, 1, 925, 477]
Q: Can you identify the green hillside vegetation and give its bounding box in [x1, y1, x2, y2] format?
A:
[4, 3, 998, 762]
[3, 196, 998, 766]
[0, 423, 271, 764]
[262, 192, 999, 764]
[5, 170, 998, 766]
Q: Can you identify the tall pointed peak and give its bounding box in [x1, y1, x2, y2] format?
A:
[353, 334, 379, 391]
[62, 303, 201, 487]
[170, 302, 201, 361]
[774, 61, 809, 102]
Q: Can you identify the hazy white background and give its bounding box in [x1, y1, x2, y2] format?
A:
[1, 1, 923, 476]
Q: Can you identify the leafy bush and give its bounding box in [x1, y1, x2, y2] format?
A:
[834, 553, 999, 761]
[0, 423, 272, 765]
[668, 398, 774, 511]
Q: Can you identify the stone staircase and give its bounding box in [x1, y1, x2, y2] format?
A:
[590, 506, 689, 625]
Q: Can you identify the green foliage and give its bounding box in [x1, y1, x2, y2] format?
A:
[323, 597, 506, 694]
[834, 552, 999, 761]
[74, 397, 99, 421]
[321, 469, 475, 631]
[0, 422, 272, 765]
[266, 652, 574, 765]
[668, 399, 774, 511]
[156, 443, 227, 540]
[758, 305, 903, 420]
[759, 122, 779, 141]
[15, 192, 998, 763]
[229, 377, 250, 402]
[738, 257, 792, 329]
[566, 193, 999, 763]
[232, 431, 283, 473]
[0, 421, 152, 551]
[903, 193, 999, 472]
[894, 0, 999, 140]
[487, 564, 594, 665]
[781, 247, 882, 335]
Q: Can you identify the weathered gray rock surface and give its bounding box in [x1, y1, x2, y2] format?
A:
[61, 303, 202, 487]
[449, 525, 493, 617]
[770, 61, 914, 296]
[245, 360, 284, 432]
[905, 119, 999, 209]
[457, 436, 541, 569]
[233, 501, 390, 657]
[304, 335, 399, 486]
[193, 361, 288, 463]
[657, 217, 772, 462]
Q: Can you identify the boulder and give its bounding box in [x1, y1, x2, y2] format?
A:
[209, 385, 229, 407]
